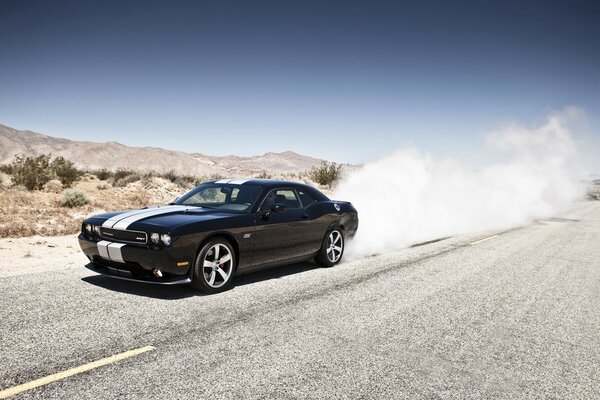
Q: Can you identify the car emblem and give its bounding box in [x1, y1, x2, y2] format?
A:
[334, 203, 340, 212]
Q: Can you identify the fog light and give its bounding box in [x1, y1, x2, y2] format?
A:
[85, 224, 92, 233]
[150, 233, 160, 244]
[161, 234, 171, 246]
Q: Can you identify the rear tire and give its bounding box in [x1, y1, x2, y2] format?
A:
[315, 228, 345, 267]
[191, 238, 236, 294]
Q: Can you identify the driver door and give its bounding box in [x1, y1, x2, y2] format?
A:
[250, 188, 311, 266]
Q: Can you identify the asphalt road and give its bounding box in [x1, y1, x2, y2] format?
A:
[1, 201, 599, 399]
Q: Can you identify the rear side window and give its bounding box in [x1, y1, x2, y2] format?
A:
[298, 190, 316, 207]
[259, 189, 301, 210]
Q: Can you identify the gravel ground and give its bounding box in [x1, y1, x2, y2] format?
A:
[1, 201, 599, 399]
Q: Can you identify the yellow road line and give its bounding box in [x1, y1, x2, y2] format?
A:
[470, 235, 499, 245]
[0, 345, 155, 399]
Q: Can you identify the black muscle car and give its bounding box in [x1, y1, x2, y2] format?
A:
[79, 179, 358, 293]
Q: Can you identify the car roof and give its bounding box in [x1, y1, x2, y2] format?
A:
[204, 178, 329, 200]
[206, 178, 301, 188]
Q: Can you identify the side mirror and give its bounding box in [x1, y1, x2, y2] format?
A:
[271, 203, 286, 213]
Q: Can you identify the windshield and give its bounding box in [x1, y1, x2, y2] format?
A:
[174, 184, 262, 212]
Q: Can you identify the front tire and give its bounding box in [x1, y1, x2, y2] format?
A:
[191, 238, 236, 294]
[315, 228, 345, 267]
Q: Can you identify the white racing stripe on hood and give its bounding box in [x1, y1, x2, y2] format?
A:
[102, 206, 161, 228]
[110, 205, 190, 230]
[215, 179, 234, 184]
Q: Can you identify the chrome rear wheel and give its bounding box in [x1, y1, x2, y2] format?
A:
[326, 230, 343, 263]
[315, 228, 345, 267]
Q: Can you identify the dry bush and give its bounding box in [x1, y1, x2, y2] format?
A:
[43, 179, 63, 194]
[9, 154, 53, 190]
[5, 154, 83, 190]
[114, 173, 142, 187]
[307, 161, 342, 188]
[96, 182, 111, 190]
[256, 171, 271, 179]
[112, 168, 136, 182]
[161, 170, 178, 183]
[92, 169, 113, 180]
[50, 156, 81, 187]
[59, 189, 89, 208]
[0, 164, 13, 174]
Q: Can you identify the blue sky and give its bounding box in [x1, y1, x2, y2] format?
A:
[1, 0, 599, 163]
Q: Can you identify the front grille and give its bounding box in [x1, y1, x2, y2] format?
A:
[100, 227, 147, 244]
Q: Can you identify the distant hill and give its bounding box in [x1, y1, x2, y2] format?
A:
[0, 124, 325, 177]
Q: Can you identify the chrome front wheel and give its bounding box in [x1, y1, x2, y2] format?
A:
[202, 243, 234, 289]
[191, 239, 236, 293]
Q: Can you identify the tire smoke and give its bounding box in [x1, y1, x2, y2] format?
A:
[335, 109, 587, 257]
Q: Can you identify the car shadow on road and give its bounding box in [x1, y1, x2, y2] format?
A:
[82, 275, 198, 300]
[233, 261, 318, 288]
[81, 261, 319, 299]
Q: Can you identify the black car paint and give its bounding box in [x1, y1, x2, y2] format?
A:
[79, 180, 358, 283]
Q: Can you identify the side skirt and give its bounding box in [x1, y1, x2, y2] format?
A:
[234, 253, 317, 276]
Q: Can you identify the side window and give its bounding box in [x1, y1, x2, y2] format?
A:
[259, 189, 301, 210]
[298, 190, 316, 207]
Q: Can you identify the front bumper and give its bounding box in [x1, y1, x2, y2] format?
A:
[78, 234, 193, 284]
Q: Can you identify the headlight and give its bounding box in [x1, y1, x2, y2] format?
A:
[150, 233, 160, 244]
[161, 234, 171, 246]
[93, 225, 101, 235]
[85, 224, 92, 233]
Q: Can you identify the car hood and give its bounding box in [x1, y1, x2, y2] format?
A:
[86, 205, 239, 232]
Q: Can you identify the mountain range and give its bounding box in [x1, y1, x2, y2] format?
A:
[0, 124, 325, 177]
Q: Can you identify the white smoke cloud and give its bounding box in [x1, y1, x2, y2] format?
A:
[335, 108, 587, 257]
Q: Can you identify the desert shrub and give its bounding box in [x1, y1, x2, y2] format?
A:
[181, 175, 196, 184]
[96, 182, 111, 190]
[50, 156, 81, 187]
[93, 168, 113, 180]
[308, 161, 342, 188]
[141, 171, 156, 179]
[0, 164, 13, 174]
[59, 189, 89, 208]
[9, 154, 53, 190]
[173, 175, 195, 188]
[114, 173, 142, 187]
[161, 170, 178, 183]
[6, 154, 83, 190]
[256, 171, 271, 179]
[43, 179, 63, 194]
[113, 168, 136, 182]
